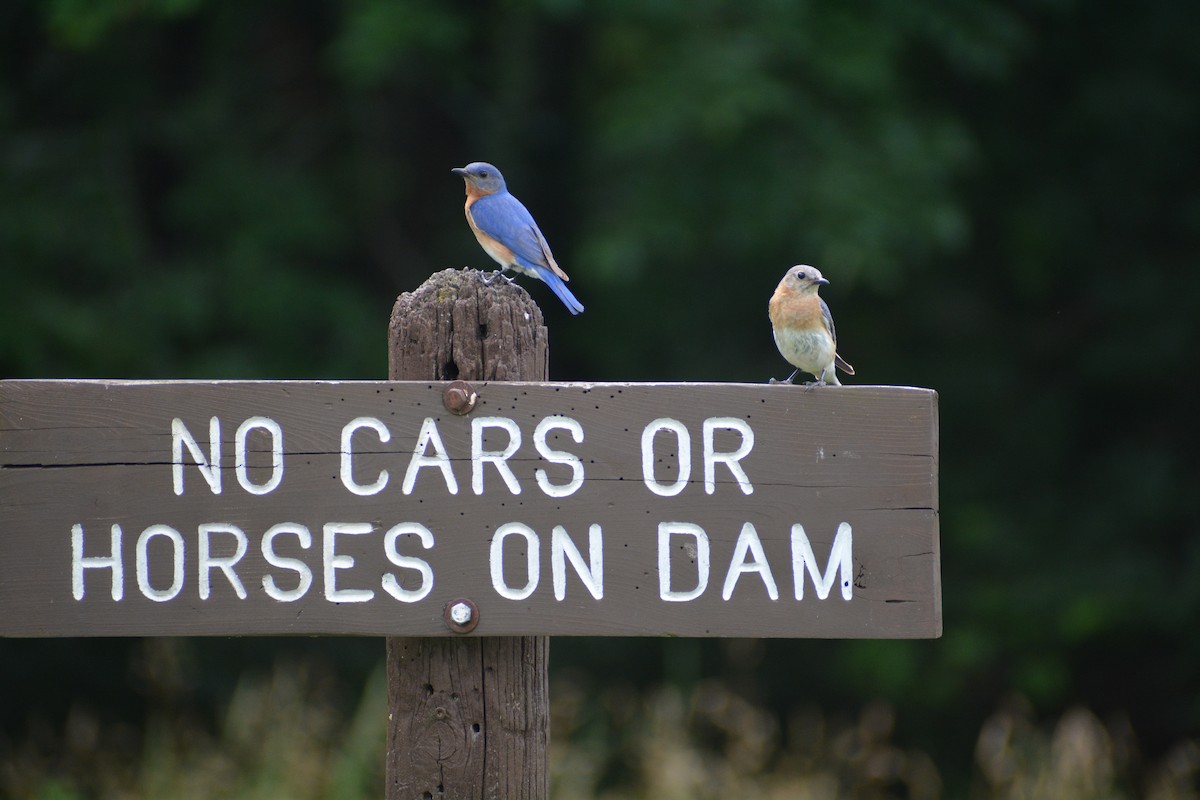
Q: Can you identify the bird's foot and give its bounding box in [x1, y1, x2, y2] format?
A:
[481, 269, 516, 286]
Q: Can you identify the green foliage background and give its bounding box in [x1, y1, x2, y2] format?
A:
[2, 0, 1198, 794]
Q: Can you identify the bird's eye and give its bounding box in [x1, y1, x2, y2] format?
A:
[480, 170, 490, 178]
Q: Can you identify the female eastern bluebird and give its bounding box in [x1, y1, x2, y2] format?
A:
[451, 162, 584, 315]
[768, 264, 855, 385]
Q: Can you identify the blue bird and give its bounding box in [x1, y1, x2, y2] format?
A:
[452, 162, 584, 315]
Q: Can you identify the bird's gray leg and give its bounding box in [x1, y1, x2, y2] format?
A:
[769, 368, 801, 385]
[481, 269, 516, 286]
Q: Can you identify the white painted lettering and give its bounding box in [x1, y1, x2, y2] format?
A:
[402, 417, 458, 495]
[172, 417, 221, 495]
[657, 522, 709, 601]
[472, 417, 522, 495]
[533, 416, 585, 498]
[490, 522, 539, 600]
[382, 522, 435, 603]
[198, 523, 249, 600]
[234, 416, 284, 495]
[71, 523, 123, 601]
[136, 524, 185, 602]
[551, 524, 603, 601]
[261, 523, 313, 602]
[641, 418, 692, 497]
[703, 417, 755, 496]
[323, 522, 375, 602]
[340, 417, 390, 496]
[722, 522, 778, 600]
[791, 522, 854, 600]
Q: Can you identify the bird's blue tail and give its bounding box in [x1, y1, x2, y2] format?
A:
[532, 267, 584, 315]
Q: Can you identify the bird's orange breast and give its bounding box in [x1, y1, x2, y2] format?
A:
[769, 287, 827, 332]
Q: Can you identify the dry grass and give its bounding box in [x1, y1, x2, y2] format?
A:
[2, 666, 1196, 799]
[2, 662, 386, 800]
[548, 678, 1198, 799]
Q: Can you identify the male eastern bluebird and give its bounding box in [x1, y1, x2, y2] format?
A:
[451, 162, 584, 315]
[768, 264, 855, 385]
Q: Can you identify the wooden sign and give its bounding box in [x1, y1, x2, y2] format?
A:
[0, 379, 940, 638]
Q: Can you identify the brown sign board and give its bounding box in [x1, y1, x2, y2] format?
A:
[0, 380, 940, 639]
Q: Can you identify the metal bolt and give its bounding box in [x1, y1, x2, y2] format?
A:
[449, 602, 472, 625]
[443, 380, 478, 415]
[443, 597, 479, 633]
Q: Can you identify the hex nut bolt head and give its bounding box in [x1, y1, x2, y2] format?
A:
[449, 602, 472, 625]
[443, 597, 479, 633]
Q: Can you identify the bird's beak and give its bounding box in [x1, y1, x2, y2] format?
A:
[815, 277, 830, 286]
[451, 167, 470, 178]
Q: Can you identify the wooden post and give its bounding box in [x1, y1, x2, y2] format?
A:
[385, 268, 550, 800]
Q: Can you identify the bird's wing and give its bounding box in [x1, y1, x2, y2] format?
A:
[470, 193, 569, 280]
[821, 297, 855, 375]
[819, 297, 837, 345]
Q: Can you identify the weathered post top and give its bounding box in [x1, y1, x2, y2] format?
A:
[388, 267, 548, 382]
